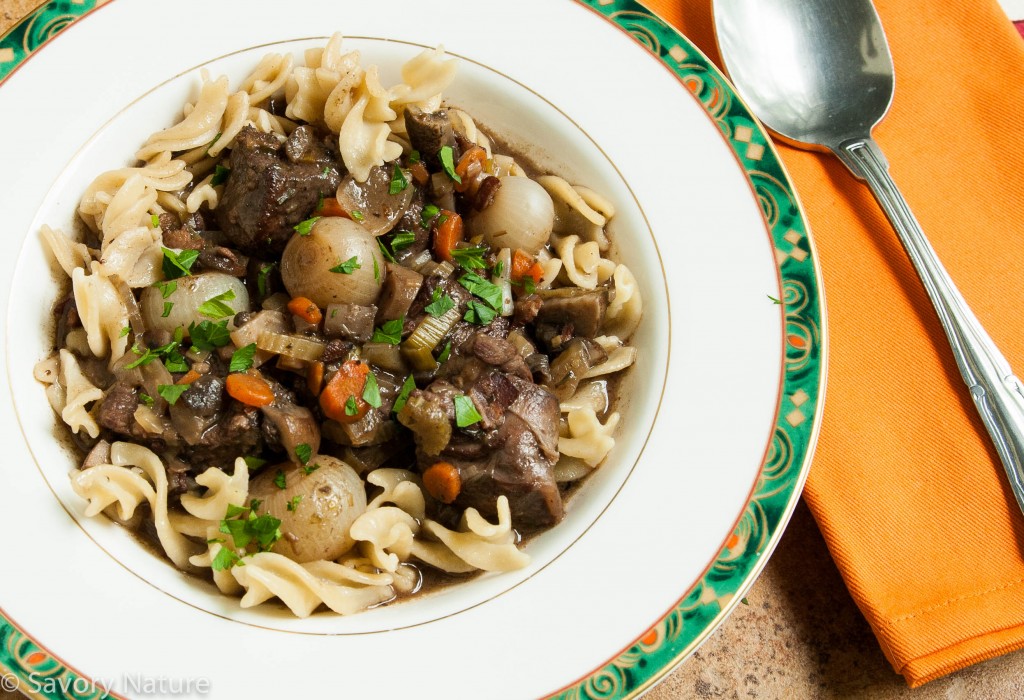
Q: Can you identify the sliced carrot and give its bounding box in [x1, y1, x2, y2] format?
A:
[316, 197, 350, 218]
[409, 161, 430, 187]
[306, 361, 324, 396]
[287, 296, 323, 325]
[511, 249, 544, 284]
[422, 461, 462, 504]
[226, 373, 275, 407]
[432, 210, 463, 262]
[177, 369, 201, 386]
[454, 146, 487, 193]
[319, 359, 370, 423]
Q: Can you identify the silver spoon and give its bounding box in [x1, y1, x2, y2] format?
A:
[713, 0, 1024, 514]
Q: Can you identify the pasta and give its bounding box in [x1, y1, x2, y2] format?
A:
[38, 34, 642, 618]
[72, 443, 199, 569]
[71, 262, 129, 363]
[558, 409, 621, 468]
[58, 349, 103, 439]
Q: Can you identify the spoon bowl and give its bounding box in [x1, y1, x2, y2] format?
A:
[713, 0, 1024, 516]
[715, 0, 894, 152]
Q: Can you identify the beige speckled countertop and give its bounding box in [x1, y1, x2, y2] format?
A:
[2, 1, 1023, 697]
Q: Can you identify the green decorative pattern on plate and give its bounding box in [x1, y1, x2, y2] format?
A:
[0, 1, 107, 84]
[0, 2, 824, 698]
[1, 621, 100, 699]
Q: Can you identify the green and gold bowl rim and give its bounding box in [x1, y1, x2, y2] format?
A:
[0, 1, 825, 698]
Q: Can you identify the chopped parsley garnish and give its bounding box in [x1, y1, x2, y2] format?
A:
[351, 210, 365, 222]
[188, 320, 231, 351]
[437, 340, 452, 363]
[287, 496, 303, 512]
[344, 395, 359, 416]
[408, 149, 421, 164]
[494, 260, 504, 277]
[453, 394, 482, 428]
[421, 203, 440, 227]
[371, 317, 404, 345]
[329, 256, 361, 274]
[273, 470, 287, 490]
[439, 145, 462, 183]
[124, 328, 184, 369]
[373, 256, 380, 282]
[294, 216, 320, 235]
[211, 164, 231, 186]
[391, 231, 416, 250]
[465, 299, 499, 326]
[302, 463, 321, 476]
[150, 214, 160, 229]
[243, 456, 267, 471]
[450, 245, 488, 272]
[389, 164, 408, 195]
[377, 238, 396, 263]
[424, 286, 455, 317]
[197, 289, 237, 319]
[163, 351, 188, 373]
[157, 383, 190, 405]
[257, 262, 276, 297]
[393, 374, 416, 414]
[161, 247, 199, 279]
[523, 276, 537, 294]
[119, 326, 130, 338]
[229, 343, 257, 372]
[162, 302, 174, 318]
[139, 392, 155, 407]
[362, 371, 382, 409]
[156, 280, 177, 299]
[216, 503, 282, 566]
[211, 547, 240, 571]
[459, 272, 504, 310]
[768, 294, 781, 304]
[294, 443, 313, 465]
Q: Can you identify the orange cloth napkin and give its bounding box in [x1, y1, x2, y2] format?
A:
[645, 0, 1024, 687]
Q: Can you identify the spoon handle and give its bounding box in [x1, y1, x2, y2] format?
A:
[837, 137, 1024, 513]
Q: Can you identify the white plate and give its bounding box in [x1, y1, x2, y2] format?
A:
[0, 1, 825, 697]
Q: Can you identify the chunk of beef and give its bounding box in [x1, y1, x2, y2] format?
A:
[445, 317, 511, 357]
[215, 125, 341, 255]
[392, 190, 431, 261]
[183, 403, 263, 467]
[405, 108, 457, 169]
[97, 381, 138, 436]
[470, 333, 531, 380]
[407, 366, 564, 529]
[513, 294, 543, 324]
[320, 338, 354, 364]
